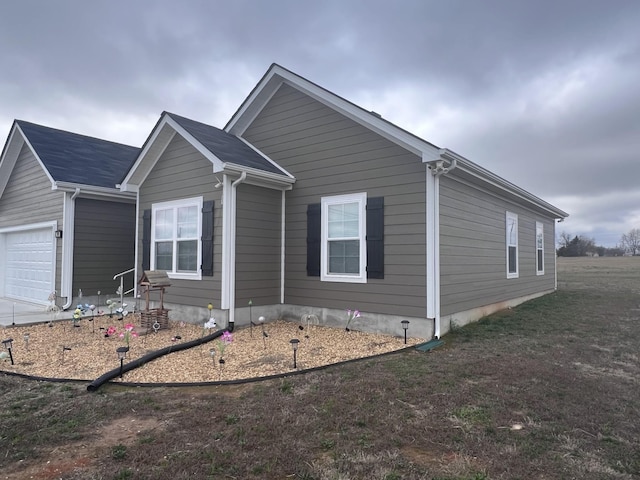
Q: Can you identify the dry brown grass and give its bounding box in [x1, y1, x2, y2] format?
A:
[1, 256, 640, 479]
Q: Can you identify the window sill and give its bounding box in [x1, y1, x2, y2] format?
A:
[166, 272, 202, 281]
[321, 274, 367, 284]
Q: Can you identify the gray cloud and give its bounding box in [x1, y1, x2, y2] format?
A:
[1, 0, 639, 246]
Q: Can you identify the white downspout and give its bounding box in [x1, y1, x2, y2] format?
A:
[281, 189, 286, 304]
[427, 158, 457, 339]
[61, 187, 81, 310]
[227, 171, 247, 328]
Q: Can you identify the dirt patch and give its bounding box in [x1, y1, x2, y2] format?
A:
[5, 415, 164, 480]
[0, 318, 423, 383]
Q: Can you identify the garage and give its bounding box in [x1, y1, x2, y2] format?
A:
[3, 228, 55, 305]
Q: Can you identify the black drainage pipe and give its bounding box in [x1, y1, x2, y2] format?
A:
[86, 329, 226, 392]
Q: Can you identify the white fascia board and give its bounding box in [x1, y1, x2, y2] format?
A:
[236, 135, 295, 180]
[440, 148, 569, 219]
[164, 116, 226, 172]
[0, 125, 57, 197]
[121, 114, 226, 190]
[225, 71, 283, 135]
[227, 65, 442, 159]
[0, 125, 24, 197]
[16, 124, 57, 187]
[223, 164, 295, 190]
[120, 121, 175, 190]
[53, 182, 136, 202]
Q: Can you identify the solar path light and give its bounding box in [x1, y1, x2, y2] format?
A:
[290, 338, 300, 369]
[401, 320, 410, 345]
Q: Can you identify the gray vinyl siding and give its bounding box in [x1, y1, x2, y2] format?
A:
[439, 175, 556, 315]
[73, 198, 135, 296]
[0, 144, 64, 292]
[242, 83, 428, 318]
[235, 184, 281, 305]
[138, 134, 222, 307]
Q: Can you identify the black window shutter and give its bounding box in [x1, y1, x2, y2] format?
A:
[142, 209, 151, 271]
[306, 203, 321, 276]
[201, 200, 214, 276]
[366, 197, 384, 279]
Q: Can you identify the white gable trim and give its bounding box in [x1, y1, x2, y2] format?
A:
[0, 124, 56, 198]
[236, 136, 295, 180]
[120, 114, 226, 191]
[225, 64, 442, 160]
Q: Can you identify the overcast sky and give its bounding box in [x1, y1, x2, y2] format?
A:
[1, 0, 639, 246]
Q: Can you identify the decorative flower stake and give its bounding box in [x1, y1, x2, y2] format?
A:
[215, 331, 233, 365]
[345, 309, 361, 332]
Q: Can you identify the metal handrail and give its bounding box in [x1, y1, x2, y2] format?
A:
[113, 268, 135, 307]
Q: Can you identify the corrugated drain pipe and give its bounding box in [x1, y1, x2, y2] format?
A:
[86, 329, 226, 392]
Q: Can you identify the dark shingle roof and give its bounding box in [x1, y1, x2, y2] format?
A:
[16, 120, 139, 188]
[165, 112, 284, 175]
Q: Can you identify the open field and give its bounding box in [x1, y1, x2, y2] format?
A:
[1, 256, 639, 479]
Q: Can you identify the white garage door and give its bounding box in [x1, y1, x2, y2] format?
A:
[4, 228, 54, 304]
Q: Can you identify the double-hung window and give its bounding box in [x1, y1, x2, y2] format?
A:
[321, 192, 367, 283]
[151, 197, 203, 279]
[506, 211, 518, 278]
[536, 222, 544, 275]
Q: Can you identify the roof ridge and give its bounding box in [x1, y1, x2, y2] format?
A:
[15, 119, 139, 149]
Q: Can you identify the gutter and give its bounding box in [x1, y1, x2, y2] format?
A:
[61, 188, 81, 310]
[53, 181, 136, 202]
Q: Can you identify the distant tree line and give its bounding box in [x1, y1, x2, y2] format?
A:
[556, 231, 626, 257]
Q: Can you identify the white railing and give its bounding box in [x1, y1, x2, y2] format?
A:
[113, 267, 135, 307]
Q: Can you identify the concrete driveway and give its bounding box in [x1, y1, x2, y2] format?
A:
[0, 298, 63, 326]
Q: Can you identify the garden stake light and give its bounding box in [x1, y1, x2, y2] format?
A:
[290, 338, 300, 369]
[259, 316, 268, 348]
[23, 333, 29, 351]
[206, 303, 216, 328]
[248, 299, 253, 337]
[2, 338, 14, 365]
[401, 320, 410, 344]
[61, 346, 71, 364]
[116, 346, 129, 379]
[89, 305, 96, 333]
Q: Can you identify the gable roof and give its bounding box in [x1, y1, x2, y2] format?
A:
[166, 112, 284, 175]
[226, 63, 568, 219]
[120, 111, 294, 191]
[14, 120, 139, 188]
[225, 63, 442, 160]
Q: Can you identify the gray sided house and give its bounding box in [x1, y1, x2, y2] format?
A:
[0, 120, 138, 309]
[121, 64, 568, 338]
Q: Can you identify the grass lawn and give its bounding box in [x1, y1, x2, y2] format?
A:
[1, 256, 639, 479]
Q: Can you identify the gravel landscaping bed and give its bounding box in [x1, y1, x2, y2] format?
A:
[0, 315, 424, 383]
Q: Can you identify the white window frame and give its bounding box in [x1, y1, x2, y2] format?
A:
[151, 196, 203, 280]
[320, 192, 367, 283]
[506, 211, 519, 279]
[536, 221, 544, 275]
